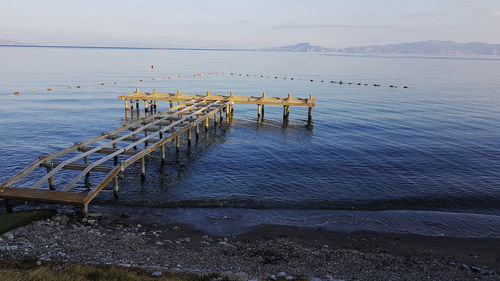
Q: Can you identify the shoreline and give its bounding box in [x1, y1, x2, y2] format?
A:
[1, 209, 499, 280]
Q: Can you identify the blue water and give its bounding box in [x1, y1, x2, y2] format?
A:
[1, 46, 499, 217]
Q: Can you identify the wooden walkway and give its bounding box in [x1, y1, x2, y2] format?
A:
[1, 90, 315, 216]
[118, 89, 316, 124]
[0, 98, 233, 216]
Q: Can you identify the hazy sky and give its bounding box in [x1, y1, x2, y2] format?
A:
[1, 0, 499, 48]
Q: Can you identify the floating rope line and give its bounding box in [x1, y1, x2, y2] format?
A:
[226, 72, 411, 89]
[11, 72, 219, 95]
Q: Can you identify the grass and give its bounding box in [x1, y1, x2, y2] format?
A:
[0, 262, 235, 281]
[0, 209, 57, 235]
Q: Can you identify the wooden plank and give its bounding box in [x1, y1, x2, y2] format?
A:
[40, 162, 114, 173]
[0, 187, 85, 206]
[106, 135, 161, 143]
[78, 146, 137, 156]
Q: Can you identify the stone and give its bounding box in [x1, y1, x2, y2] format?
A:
[155, 241, 164, 245]
[481, 269, 496, 276]
[269, 275, 277, 280]
[87, 219, 96, 224]
[12, 227, 26, 236]
[172, 226, 182, 231]
[36, 260, 41, 266]
[471, 266, 481, 273]
[234, 272, 249, 281]
[309, 278, 322, 281]
[52, 214, 69, 226]
[460, 264, 471, 271]
[277, 272, 287, 278]
[88, 213, 103, 218]
[151, 271, 162, 277]
[137, 224, 142, 228]
[3, 232, 14, 240]
[202, 235, 209, 239]
[285, 276, 294, 280]
[121, 211, 131, 218]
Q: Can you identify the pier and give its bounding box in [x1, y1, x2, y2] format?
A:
[0, 90, 315, 216]
[118, 89, 315, 125]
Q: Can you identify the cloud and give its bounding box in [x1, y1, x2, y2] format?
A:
[484, 10, 500, 17]
[274, 23, 391, 29]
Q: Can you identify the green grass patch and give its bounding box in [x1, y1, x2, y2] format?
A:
[0, 209, 57, 235]
[0, 263, 236, 281]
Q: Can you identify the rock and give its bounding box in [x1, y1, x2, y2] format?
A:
[81, 218, 87, 223]
[202, 235, 209, 239]
[3, 232, 14, 240]
[151, 271, 162, 277]
[309, 278, 322, 281]
[481, 269, 496, 276]
[88, 213, 102, 218]
[155, 241, 164, 245]
[234, 272, 249, 281]
[36, 260, 41, 266]
[460, 264, 471, 271]
[87, 219, 96, 225]
[285, 276, 294, 280]
[121, 211, 131, 218]
[277, 272, 287, 278]
[12, 227, 26, 236]
[52, 214, 69, 226]
[137, 224, 142, 228]
[0, 237, 3, 242]
[172, 226, 182, 231]
[0, 246, 6, 251]
[470, 266, 481, 273]
[269, 275, 277, 280]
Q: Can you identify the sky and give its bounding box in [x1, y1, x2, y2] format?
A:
[1, 0, 499, 48]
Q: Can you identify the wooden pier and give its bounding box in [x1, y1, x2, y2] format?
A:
[118, 89, 315, 125]
[0, 90, 315, 215]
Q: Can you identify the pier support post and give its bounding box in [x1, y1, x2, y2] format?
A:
[113, 176, 119, 198]
[45, 166, 55, 190]
[161, 143, 165, 162]
[159, 125, 163, 139]
[262, 105, 265, 119]
[140, 157, 146, 179]
[176, 136, 180, 152]
[113, 143, 118, 165]
[257, 104, 262, 121]
[196, 123, 200, 140]
[125, 100, 128, 110]
[205, 117, 209, 132]
[213, 113, 218, 127]
[188, 128, 192, 146]
[81, 204, 88, 218]
[144, 131, 148, 148]
[308, 107, 313, 125]
[219, 109, 223, 124]
[136, 100, 139, 111]
[170, 101, 173, 108]
[145, 100, 148, 113]
[5, 199, 12, 213]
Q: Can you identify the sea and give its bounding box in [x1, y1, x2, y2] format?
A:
[0, 46, 499, 237]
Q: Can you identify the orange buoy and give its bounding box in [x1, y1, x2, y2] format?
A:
[100, 83, 104, 85]
[76, 86, 81, 88]
[152, 78, 155, 80]
[113, 82, 117, 84]
[47, 88, 52, 91]
[13, 91, 20, 95]
[139, 80, 143, 82]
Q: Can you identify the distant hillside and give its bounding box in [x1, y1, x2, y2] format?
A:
[268, 40, 500, 56]
[265, 42, 334, 52]
[0, 39, 24, 45]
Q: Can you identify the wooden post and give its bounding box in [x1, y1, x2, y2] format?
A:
[84, 155, 88, 164]
[113, 143, 118, 165]
[159, 125, 163, 139]
[82, 204, 88, 217]
[125, 99, 128, 110]
[144, 131, 148, 147]
[5, 199, 12, 213]
[188, 127, 192, 146]
[45, 166, 55, 190]
[136, 100, 139, 111]
[170, 101, 173, 108]
[308, 107, 313, 125]
[145, 100, 148, 112]
[161, 143, 165, 162]
[205, 117, 209, 132]
[141, 157, 146, 179]
[213, 113, 217, 127]
[176, 135, 180, 152]
[219, 109, 223, 124]
[196, 123, 199, 140]
[113, 176, 119, 198]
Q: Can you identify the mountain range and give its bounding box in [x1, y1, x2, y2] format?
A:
[2, 38, 500, 56]
[267, 40, 500, 56]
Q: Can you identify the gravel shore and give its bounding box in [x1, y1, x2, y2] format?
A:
[1, 212, 499, 281]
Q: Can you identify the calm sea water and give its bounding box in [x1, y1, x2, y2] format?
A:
[1, 46, 499, 217]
